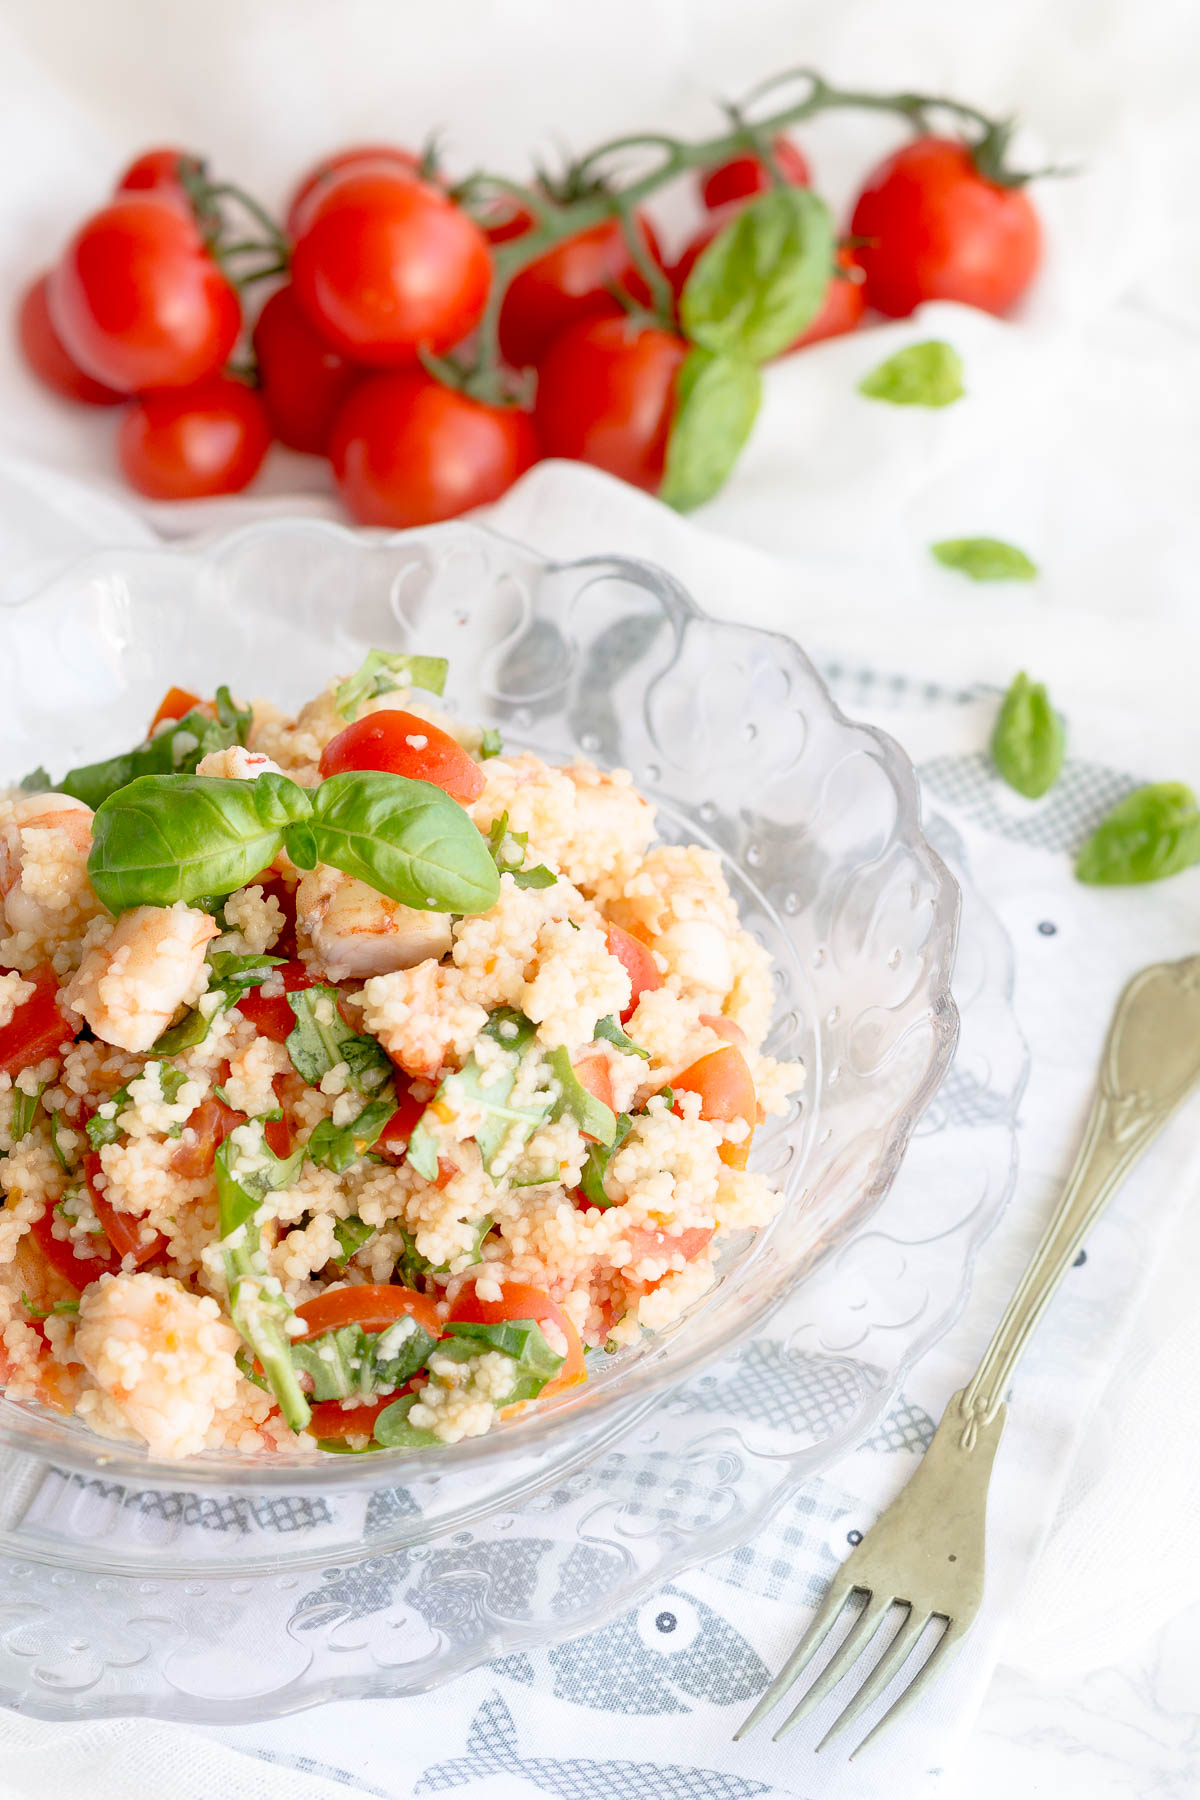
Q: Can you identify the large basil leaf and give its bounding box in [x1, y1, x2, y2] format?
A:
[306, 772, 499, 916]
[284, 986, 393, 1095]
[1075, 783, 1200, 886]
[991, 672, 1065, 799]
[58, 686, 252, 809]
[858, 341, 964, 408]
[660, 349, 761, 514]
[679, 187, 835, 364]
[335, 651, 449, 722]
[87, 772, 311, 912]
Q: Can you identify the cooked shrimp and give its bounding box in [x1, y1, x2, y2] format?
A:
[361, 961, 488, 1079]
[64, 903, 219, 1053]
[297, 864, 453, 982]
[0, 793, 94, 939]
[195, 745, 283, 780]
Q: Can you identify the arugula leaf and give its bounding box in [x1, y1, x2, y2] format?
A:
[439, 1318, 565, 1403]
[548, 1047, 617, 1145]
[858, 340, 964, 407]
[479, 729, 503, 760]
[335, 651, 449, 722]
[11, 1082, 45, 1143]
[290, 1315, 436, 1402]
[285, 986, 392, 1095]
[372, 1390, 441, 1448]
[306, 1096, 395, 1173]
[215, 1120, 310, 1431]
[333, 1215, 375, 1263]
[486, 813, 556, 889]
[152, 951, 285, 1055]
[931, 537, 1038, 583]
[85, 1063, 189, 1150]
[408, 1009, 546, 1181]
[579, 1112, 634, 1208]
[594, 1015, 649, 1059]
[57, 692, 252, 810]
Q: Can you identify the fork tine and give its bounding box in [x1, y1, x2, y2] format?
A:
[848, 1616, 967, 1760]
[815, 1607, 931, 1753]
[732, 1576, 859, 1741]
[771, 1592, 895, 1740]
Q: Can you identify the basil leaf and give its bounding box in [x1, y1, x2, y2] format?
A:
[408, 1009, 545, 1180]
[486, 813, 556, 889]
[660, 348, 761, 514]
[303, 771, 499, 917]
[19, 767, 51, 793]
[373, 1391, 440, 1449]
[10, 1081, 45, 1142]
[1075, 783, 1200, 886]
[22, 1291, 78, 1319]
[479, 729, 503, 760]
[152, 951, 285, 1055]
[394, 1218, 489, 1282]
[594, 1016, 649, 1059]
[991, 673, 1065, 799]
[215, 1120, 310, 1431]
[291, 1315, 436, 1402]
[579, 1112, 634, 1208]
[213, 685, 253, 744]
[57, 698, 250, 810]
[285, 987, 392, 1096]
[931, 538, 1038, 583]
[335, 651, 449, 722]
[85, 1063, 189, 1149]
[858, 340, 964, 408]
[332, 1215, 375, 1263]
[548, 1046, 617, 1145]
[215, 1118, 305, 1237]
[306, 1096, 395, 1172]
[48, 1110, 75, 1173]
[87, 773, 310, 912]
[440, 1317, 565, 1403]
[680, 186, 836, 363]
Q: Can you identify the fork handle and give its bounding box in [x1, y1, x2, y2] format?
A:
[956, 954, 1200, 1450]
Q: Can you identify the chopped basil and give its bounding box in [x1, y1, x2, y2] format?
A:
[18, 766, 51, 793]
[407, 1009, 546, 1181]
[332, 1215, 375, 1263]
[48, 1110, 75, 1173]
[306, 1096, 395, 1173]
[394, 1218, 490, 1283]
[11, 1083, 45, 1143]
[548, 1047, 617, 1145]
[594, 1015, 649, 1059]
[439, 1317, 565, 1403]
[215, 1119, 310, 1431]
[486, 813, 556, 889]
[335, 650, 449, 723]
[930, 537, 1037, 583]
[285, 986, 392, 1095]
[579, 1112, 634, 1208]
[56, 686, 252, 810]
[479, 729, 503, 760]
[153, 951, 285, 1055]
[21, 1291, 79, 1320]
[290, 1315, 436, 1403]
[85, 1063, 189, 1150]
[858, 340, 964, 408]
[372, 1390, 441, 1449]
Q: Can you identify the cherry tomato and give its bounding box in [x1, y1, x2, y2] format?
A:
[84, 1152, 165, 1267]
[251, 284, 359, 456]
[28, 1206, 116, 1291]
[377, 1081, 427, 1161]
[533, 316, 686, 493]
[0, 968, 77, 1078]
[498, 216, 663, 370]
[291, 169, 491, 367]
[483, 198, 537, 246]
[604, 923, 662, 1021]
[168, 1092, 243, 1178]
[16, 274, 124, 406]
[850, 136, 1042, 318]
[286, 145, 424, 241]
[320, 708, 485, 803]
[234, 961, 318, 1044]
[307, 1393, 409, 1441]
[118, 376, 271, 501]
[297, 1283, 443, 1340]
[149, 686, 203, 731]
[699, 135, 811, 210]
[329, 371, 538, 529]
[49, 197, 240, 392]
[114, 147, 197, 210]
[674, 1045, 757, 1169]
[449, 1278, 586, 1398]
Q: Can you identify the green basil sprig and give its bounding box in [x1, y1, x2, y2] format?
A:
[680, 187, 836, 363]
[1075, 784, 1200, 886]
[991, 673, 1065, 800]
[87, 769, 499, 917]
[660, 349, 762, 514]
[931, 537, 1037, 582]
[56, 686, 252, 810]
[335, 651, 449, 723]
[858, 341, 964, 408]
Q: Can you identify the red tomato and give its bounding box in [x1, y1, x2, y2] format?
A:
[307, 1393, 408, 1441]
[319, 708, 485, 803]
[789, 249, 868, 349]
[498, 216, 663, 370]
[698, 1012, 748, 1046]
[28, 1206, 116, 1291]
[286, 145, 424, 241]
[251, 284, 360, 454]
[533, 316, 686, 493]
[84, 1152, 165, 1267]
[850, 137, 1042, 318]
[329, 371, 538, 528]
[605, 922, 662, 1021]
[234, 961, 318, 1044]
[0, 969, 77, 1078]
[699, 135, 811, 210]
[169, 1092, 243, 1178]
[148, 686, 202, 731]
[377, 1082, 428, 1161]
[114, 147, 196, 210]
[483, 198, 537, 245]
[674, 1045, 757, 1169]
[572, 1052, 615, 1119]
[449, 1278, 586, 1398]
[297, 1283, 443, 1340]
[16, 274, 124, 407]
[118, 376, 271, 501]
[622, 1223, 715, 1266]
[49, 197, 241, 392]
[290, 169, 491, 367]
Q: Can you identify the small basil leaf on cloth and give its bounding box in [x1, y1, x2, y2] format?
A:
[680, 187, 836, 363]
[991, 673, 1065, 800]
[660, 349, 762, 513]
[858, 340, 965, 407]
[1075, 783, 1200, 886]
[284, 985, 393, 1095]
[58, 696, 252, 810]
[931, 537, 1038, 582]
[334, 651, 449, 723]
[306, 771, 500, 916]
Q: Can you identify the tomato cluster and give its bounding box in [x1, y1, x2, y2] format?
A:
[15, 123, 1041, 525]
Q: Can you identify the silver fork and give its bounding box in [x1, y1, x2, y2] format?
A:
[737, 952, 1200, 1757]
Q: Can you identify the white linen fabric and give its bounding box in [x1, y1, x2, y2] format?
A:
[0, 0, 1197, 1792]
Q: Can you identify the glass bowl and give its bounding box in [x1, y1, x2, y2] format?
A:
[0, 521, 1021, 1719]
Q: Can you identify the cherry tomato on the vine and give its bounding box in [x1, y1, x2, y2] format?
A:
[114, 146, 197, 211]
[49, 197, 241, 392]
[699, 134, 811, 210]
[330, 370, 539, 528]
[290, 169, 491, 366]
[117, 376, 271, 500]
[850, 136, 1042, 317]
[16, 274, 124, 406]
[319, 709, 485, 804]
[285, 144, 425, 241]
[251, 284, 359, 454]
[533, 315, 686, 493]
[497, 216, 663, 370]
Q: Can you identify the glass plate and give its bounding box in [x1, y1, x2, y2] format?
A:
[0, 522, 1023, 1718]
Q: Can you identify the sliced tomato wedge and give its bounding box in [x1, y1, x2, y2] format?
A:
[0, 968, 78, 1078]
[296, 1283, 443, 1341]
[318, 710, 484, 803]
[604, 923, 661, 1022]
[27, 1205, 116, 1290]
[307, 1392, 410, 1442]
[622, 1223, 715, 1266]
[572, 1052, 614, 1116]
[148, 685, 202, 732]
[234, 960, 319, 1043]
[674, 1044, 757, 1169]
[448, 1278, 586, 1398]
[377, 1080, 427, 1161]
[84, 1151, 166, 1268]
[168, 1092, 243, 1177]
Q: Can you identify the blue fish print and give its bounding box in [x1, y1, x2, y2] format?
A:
[416, 1693, 774, 1799]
